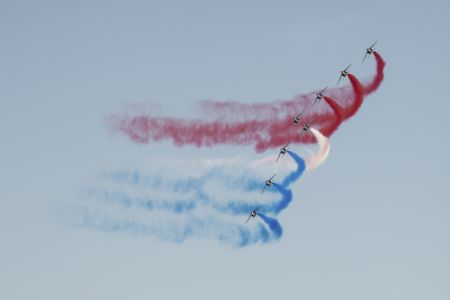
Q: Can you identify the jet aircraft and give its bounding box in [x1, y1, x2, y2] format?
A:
[276, 142, 290, 162]
[292, 112, 304, 126]
[363, 41, 377, 62]
[337, 64, 351, 85]
[245, 206, 261, 224]
[313, 87, 327, 106]
[262, 173, 277, 194]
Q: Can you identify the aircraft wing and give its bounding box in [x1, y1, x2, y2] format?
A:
[370, 41, 377, 48]
[276, 152, 282, 162]
[269, 173, 277, 181]
[245, 214, 252, 224]
[337, 75, 342, 85]
[362, 52, 368, 62]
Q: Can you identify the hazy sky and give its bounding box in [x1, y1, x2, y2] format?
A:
[1, 1, 449, 299]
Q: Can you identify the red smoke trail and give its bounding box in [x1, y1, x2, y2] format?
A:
[322, 96, 344, 136]
[363, 51, 385, 95]
[112, 111, 339, 152]
[200, 53, 384, 119]
[113, 116, 267, 147]
[110, 53, 385, 152]
[343, 74, 364, 119]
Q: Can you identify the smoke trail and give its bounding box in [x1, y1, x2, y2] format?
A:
[68, 148, 315, 247]
[323, 96, 344, 136]
[363, 51, 385, 95]
[61, 206, 277, 248]
[111, 100, 343, 152]
[109, 53, 385, 152]
[68, 124, 335, 247]
[85, 149, 307, 216]
[199, 52, 384, 128]
[258, 213, 283, 239]
[110, 106, 344, 153]
[305, 128, 330, 172]
[343, 74, 364, 119]
[198, 51, 385, 119]
[282, 151, 306, 187]
[271, 183, 293, 214]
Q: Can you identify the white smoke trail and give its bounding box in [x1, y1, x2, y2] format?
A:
[305, 128, 330, 172]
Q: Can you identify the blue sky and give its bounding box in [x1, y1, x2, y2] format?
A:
[1, 1, 449, 299]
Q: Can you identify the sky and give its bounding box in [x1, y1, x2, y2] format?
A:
[1, 0, 449, 299]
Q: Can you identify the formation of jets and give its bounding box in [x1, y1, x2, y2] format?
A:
[245, 42, 378, 224]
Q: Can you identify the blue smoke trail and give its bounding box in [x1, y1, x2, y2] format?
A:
[258, 213, 283, 239]
[282, 151, 306, 187]
[70, 150, 308, 246]
[83, 187, 199, 213]
[61, 206, 277, 248]
[271, 183, 293, 214]
[92, 151, 305, 216]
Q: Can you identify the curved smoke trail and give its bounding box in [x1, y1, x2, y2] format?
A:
[258, 213, 283, 240]
[62, 206, 277, 247]
[84, 150, 306, 217]
[323, 95, 344, 136]
[202, 50, 385, 119]
[363, 51, 385, 95]
[109, 52, 385, 152]
[305, 128, 330, 172]
[68, 47, 381, 247]
[282, 151, 306, 186]
[65, 145, 317, 247]
[343, 74, 364, 119]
